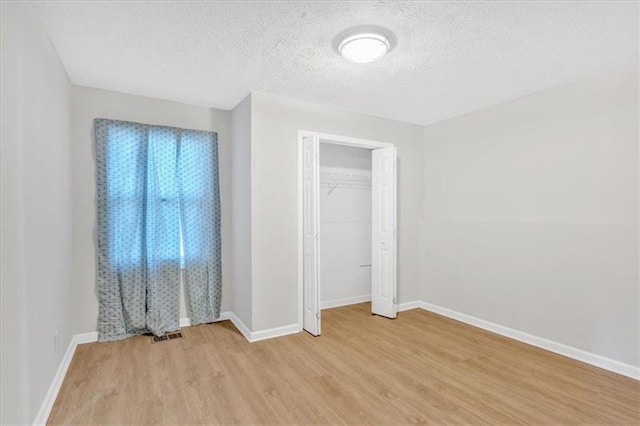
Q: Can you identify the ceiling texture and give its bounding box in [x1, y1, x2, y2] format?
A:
[33, 1, 638, 125]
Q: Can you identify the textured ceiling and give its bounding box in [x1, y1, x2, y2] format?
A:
[33, 1, 638, 125]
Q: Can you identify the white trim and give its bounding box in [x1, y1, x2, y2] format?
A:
[321, 295, 371, 310]
[299, 130, 394, 150]
[33, 330, 101, 424]
[222, 312, 300, 343]
[74, 331, 98, 345]
[182, 313, 301, 343]
[396, 300, 422, 312]
[416, 300, 640, 380]
[33, 335, 77, 425]
[297, 130, 305, 335]
[250, 323, 302, 342]
[179, 311, 232, 328]
[226, 312, 253, 342]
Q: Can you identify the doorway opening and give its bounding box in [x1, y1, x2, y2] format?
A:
[298, 131, 397, 336]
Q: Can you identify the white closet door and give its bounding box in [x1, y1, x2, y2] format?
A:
[371, 146, 397, 318]
[302, 134, 321, 335]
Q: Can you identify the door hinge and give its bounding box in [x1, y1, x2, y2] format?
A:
[316, 312, 321, 319]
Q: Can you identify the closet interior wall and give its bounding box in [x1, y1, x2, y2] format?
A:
[319, 143, 373, 309]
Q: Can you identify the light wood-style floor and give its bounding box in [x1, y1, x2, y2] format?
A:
[49, 303, 639, 424]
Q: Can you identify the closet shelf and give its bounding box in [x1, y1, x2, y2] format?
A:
[321, 182, 371, 197]
[320, 182, 371, 188]
[320, 170, 372, 196]
[320, 171, 371, 185]
[320, 171, 371, 182]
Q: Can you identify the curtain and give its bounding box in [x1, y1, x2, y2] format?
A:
[95, 118, 221, 342]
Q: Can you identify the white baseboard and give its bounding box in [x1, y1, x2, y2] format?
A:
[250, 323, 301, 342]
[415, 300, 640, 380]
[225, 312, 253, 342]
[321, 295, 371, 310]
[33, 330, 101, 424]
[180, 311, 299, 343]
[179, 311, 232, 328]
[74, 331, 98, 344]
[33, 334, 77, 425]
[397, 300, 422, 312]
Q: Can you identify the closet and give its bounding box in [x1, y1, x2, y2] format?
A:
[319, 143, 372, 309]
[299, 131, 397, 336]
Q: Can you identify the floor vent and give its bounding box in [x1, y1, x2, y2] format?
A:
[152, 331, 183, 343]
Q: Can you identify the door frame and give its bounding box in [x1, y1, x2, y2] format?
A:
[297, 130, 396, 332]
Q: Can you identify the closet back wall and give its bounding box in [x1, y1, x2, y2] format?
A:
[320, 144, 372, 308]
[70, 86, 233, 334]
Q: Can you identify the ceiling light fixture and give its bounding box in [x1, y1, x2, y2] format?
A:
[338, 29, 392, 63]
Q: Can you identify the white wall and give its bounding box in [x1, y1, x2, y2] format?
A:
[230, 94, 253, 328]
[421, 69, 639, 366]
[1, 3, 73, 423]
[70, 86, 233, 333]
[320, 144, 372, 306]
[250, 92, 424, 331]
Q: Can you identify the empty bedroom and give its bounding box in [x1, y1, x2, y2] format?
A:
[0, 0, 638, 424]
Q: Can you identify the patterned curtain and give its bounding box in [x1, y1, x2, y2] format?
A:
[95, 119, 221, 342]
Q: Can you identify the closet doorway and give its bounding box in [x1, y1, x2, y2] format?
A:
[298, 131, 397, 336]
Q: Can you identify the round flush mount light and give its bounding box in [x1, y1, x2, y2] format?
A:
[336, 27, 394, 63]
